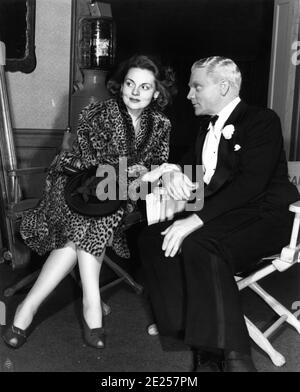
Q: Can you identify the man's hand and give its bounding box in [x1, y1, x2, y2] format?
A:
[161, 214, 203, 258]
[162, 170, 198, 200]
[142, 163, 181, 183]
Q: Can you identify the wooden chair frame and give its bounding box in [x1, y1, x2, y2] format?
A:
[235, 200, 300, 366]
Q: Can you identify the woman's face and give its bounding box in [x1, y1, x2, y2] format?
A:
[121, 67, 159, 116]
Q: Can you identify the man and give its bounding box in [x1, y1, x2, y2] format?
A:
[138, 56, 299, 372]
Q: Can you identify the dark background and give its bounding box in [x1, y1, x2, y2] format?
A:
[108, 0, 274, 160]
[0, 0, 274, 158]
[0, 0, 27, 60]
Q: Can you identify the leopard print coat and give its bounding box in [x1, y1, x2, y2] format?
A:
[20, 98, 171, 258]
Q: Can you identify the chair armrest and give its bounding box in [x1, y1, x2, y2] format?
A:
[8, 198, 40, 215]
[289, 200, 300, 213]
[61, 131, 75, 152]
[279, 199, 300, 264]
[8, 167, 48, 177]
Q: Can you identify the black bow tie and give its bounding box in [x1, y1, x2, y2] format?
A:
[209, 115, 219, 126]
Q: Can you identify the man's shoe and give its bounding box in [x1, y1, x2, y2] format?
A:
[193, 350, 222, 372]
[223, 351, 257, 372]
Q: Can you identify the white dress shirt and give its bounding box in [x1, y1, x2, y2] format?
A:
[202, 97, 241, 184]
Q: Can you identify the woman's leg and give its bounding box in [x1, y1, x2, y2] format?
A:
[77, 248, 105, 328]
[13, 241, 78, 332]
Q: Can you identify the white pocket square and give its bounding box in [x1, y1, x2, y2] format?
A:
[234, 144, 241, 151]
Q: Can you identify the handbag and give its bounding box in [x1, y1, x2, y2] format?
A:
[64, 166, 123, 217]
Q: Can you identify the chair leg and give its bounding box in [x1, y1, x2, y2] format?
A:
[3, 252, 143, 300]
[103, 254, 143, 294]
[249, 282, 300, 334]
[3, 269, 40, 297]
[244, 315, 286, 367]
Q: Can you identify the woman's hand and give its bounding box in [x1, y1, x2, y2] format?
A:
[127, 164, 148, 178]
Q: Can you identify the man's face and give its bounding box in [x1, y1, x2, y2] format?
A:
[187, 67, 221, 116]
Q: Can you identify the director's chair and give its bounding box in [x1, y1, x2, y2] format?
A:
[234, 162, 300, 366]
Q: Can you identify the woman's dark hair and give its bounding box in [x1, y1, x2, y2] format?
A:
[107, 54, 177, 110]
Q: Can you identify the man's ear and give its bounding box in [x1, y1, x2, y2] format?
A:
[220, 80, 230, 96]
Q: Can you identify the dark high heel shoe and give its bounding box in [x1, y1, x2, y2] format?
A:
[2, 324, 27, 349]
[82, 316, 105, 349]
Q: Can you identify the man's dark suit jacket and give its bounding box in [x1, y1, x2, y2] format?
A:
[139, 101, 300, 352]
[180, 101, 299, 223]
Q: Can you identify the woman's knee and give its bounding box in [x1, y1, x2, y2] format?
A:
[64, 240, 77, 252]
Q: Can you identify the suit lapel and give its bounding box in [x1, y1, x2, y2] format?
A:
[223, 100, 247, 128]
[195, 117, 211, 164]
[205, 101, 247, 197]
[205, 136, 232, 196]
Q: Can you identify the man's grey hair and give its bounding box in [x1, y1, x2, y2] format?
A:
[192, 56, 242, 93]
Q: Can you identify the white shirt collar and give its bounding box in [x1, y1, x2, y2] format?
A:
[212, 96, 241, 133]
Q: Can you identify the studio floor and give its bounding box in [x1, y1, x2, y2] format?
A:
[0, 256, 300, 373]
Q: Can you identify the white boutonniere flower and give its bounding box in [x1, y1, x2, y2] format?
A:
[234, 144, 241, 151]
[222, 124, 235, 140]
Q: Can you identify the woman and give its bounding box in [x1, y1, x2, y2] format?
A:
[2, 54, 175, 349]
